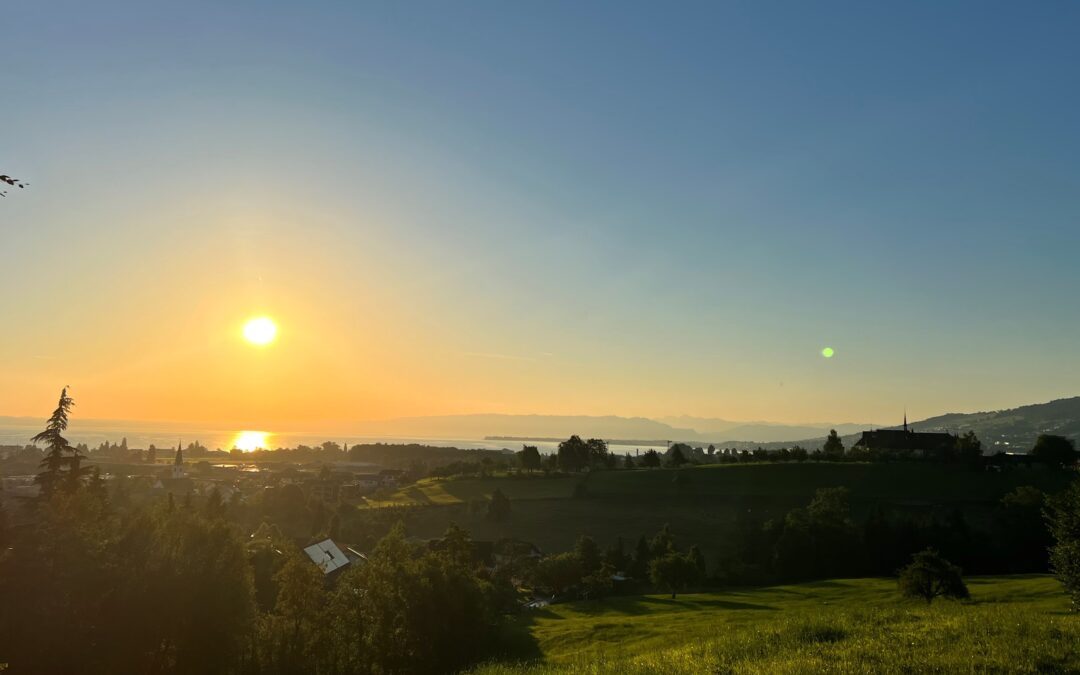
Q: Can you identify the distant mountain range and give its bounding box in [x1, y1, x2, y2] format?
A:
[2, 397, 1077, 450]
[358, 414, 872, 445]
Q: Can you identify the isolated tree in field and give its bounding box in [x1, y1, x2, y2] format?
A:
[32, 387, 88, 498]
[1045, 479, 1080, 610]
[1031, 434, 1079, 469]
[518, 445, 542, 471]
[897, 548, 969, 604]
[487, 488, 511, 521]
[823, 429, 844, 457]
[649, 551, 699, 599]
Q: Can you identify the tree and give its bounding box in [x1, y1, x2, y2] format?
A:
[146, 444, 158, 464]
[773, 487, 860, 580]
[898, 548, 969, 604]
[581, 562, 616, 600]
[822, 429, 844, 458]
[1045, 479, 1080, 610]
[585, 438, 609, 467]
[32, 388, 87, 498]
[87, 467, 109, 507]
[623, 454, 635, 469]
[557, 435, 590, 472]
[487, 488, 511, 521]
[667, 445, 688, 467]
[640, 449, 661, 468]
[956, 431, 983, 465]
[1031, 434, 1079, 469]
[333, 523, 499, 674]
[518, 445, 542, 471]
[257, 554, 328, 673]
[604, 537, 628, 572]
[531, 552, 584, 596]
[630, 535, 652, 579]
[649, 551, 699, 599]
[575, 535, 602, 574]
[649, 523, 676, 557]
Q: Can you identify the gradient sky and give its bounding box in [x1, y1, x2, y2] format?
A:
[3, 1, 1079, 427]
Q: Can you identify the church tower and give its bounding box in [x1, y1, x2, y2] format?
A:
[172, 441, 185, 479]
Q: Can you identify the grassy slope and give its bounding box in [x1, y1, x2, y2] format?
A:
[366, 463, 1071, 558]
[474, 575, 1080, 674]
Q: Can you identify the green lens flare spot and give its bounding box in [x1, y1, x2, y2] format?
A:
[821, 347, 835, 358]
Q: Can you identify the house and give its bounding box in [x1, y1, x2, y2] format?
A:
[304, 539, 352, 576]
[852, 416, 957, 458]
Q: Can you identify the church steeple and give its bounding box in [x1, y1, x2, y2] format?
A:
[903, 410, 908, 433]
[171, 441, 186, 480]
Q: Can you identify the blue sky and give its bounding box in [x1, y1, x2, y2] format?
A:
[2, 1, 1079, 425]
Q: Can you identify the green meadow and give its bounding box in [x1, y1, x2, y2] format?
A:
[474, 575, 1080, 674]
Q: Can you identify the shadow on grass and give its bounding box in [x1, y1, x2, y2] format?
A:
[404, 486, 433, 505]
[567, 595, 776, 616]
[492, 610, 547, 663]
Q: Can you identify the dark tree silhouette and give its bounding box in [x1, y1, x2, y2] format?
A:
[518, 445, 542, 471]
[667, 445, 688, 467]
[898, 548, 969, 604]
[1031, 434, 1078, 469]
[956, 431, 983, 465]
[557, 435, 590, 472]
[32, 388, 88, 498]
[823, 429, 845, 457]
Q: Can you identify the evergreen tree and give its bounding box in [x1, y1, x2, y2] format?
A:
[32, 388, 86, 498]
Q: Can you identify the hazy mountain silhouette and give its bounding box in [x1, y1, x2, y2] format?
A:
[779, 397, 1080, 452]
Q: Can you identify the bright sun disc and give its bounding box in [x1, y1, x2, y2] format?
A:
[233, 431, 270, 452]
[243, 317, 278, 346]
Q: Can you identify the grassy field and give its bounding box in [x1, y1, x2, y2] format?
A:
[364, 463, 1071, 559]
[472, 575, 1080, 674]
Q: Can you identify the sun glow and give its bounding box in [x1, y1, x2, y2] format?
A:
[233, 430, 270, 452]
[243, 316, 278, 346]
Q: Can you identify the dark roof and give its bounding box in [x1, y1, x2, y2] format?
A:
[853, 429, 957, 452]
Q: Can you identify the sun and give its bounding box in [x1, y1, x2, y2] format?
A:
[233, 430, 270, 452]
[243, 316, 278, 346]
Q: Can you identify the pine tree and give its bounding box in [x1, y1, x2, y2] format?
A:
[32, 388, 85, 498]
